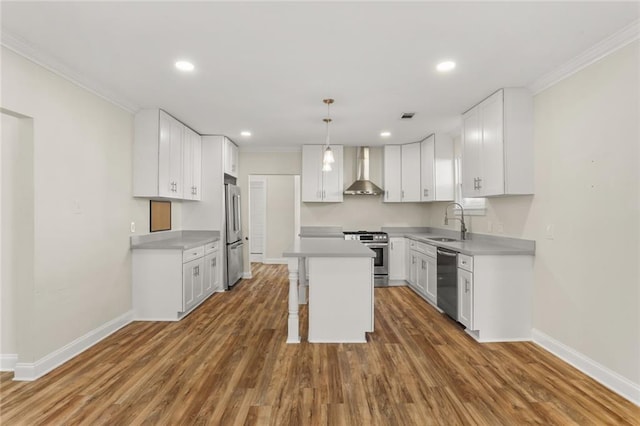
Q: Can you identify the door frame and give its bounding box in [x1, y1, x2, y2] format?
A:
[247, 174, 300, 264]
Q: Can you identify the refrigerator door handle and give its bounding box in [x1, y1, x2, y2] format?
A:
[236, 194, 242, 235]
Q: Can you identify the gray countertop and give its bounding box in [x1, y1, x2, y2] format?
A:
[404, 233, 535, 256]
[299, 226, 345, 238]
[130, 230, 220, 250]
[283, 239, 375, 258]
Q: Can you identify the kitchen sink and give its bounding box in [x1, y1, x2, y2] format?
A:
[427, 237, 458, 242]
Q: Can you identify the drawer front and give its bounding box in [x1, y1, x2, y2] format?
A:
[458, 253, 473, 272]
[423, 244, 437, 258]
[204, 240, 219, 254]
[183, 245, 205, 263]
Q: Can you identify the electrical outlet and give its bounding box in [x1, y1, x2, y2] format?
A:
[73, 199, 82, 215]
[130, 222, 136, 233]
[545, 224, 554, 240]
[495, 222, 504, 233]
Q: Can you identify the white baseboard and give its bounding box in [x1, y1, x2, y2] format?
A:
[13, 310, 133, 381]
[263, 258, 287, 265]
[532, 329, 640, 406]
[242, 272, 252, 279]
[0, 354, 18, 372]
[249, 253, 263, 262]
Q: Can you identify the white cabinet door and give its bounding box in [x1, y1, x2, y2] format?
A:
[302, 145, 323, 201]
[417, 254, 428, 295]
[401, 142, 421, 202]
[458, 268, 473, 328]
[183, 258, 200, 312]
[420, 135, 435, 201]
[383, 145, 402, 202]
[302, 145, 343, 202]
[158, 111, 184, 198]
[462, 106, 482, 198]
[322, 145, 343, 202]
[462, 88, 533, 198]
[182, 128, 202, 200]
[421, 134, 454, 202]
[388, 237, 406, 280]
[425, 255, 437, 303]
[191, 131, 202, 200]
[224, 138, 238, 177]
[203, 252, 218, 295]
[479, 90, 504, 196]
[408, 250, 418, 287]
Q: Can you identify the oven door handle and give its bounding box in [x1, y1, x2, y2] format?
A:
[363, 244, 388, 249]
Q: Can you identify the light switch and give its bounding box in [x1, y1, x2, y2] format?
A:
[130, 222, 136, 233]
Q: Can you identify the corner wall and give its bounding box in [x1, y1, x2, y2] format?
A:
[1, 47, 149, 365]
[429, 41, 640, 391]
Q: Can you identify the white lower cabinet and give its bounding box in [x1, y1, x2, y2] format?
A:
[424, 254, 437, 303]
[407, 240, 437, 306]
[388, 237, 406, 281]
[455, 253, 533, 342]
[133, 240, 221, 321]
[183, 257, 203, 313]
[203, 242, 221, 295]
[457, 268, 473, 329]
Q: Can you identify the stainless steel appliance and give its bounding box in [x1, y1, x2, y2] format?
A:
[436, 247, 458, 320]
[343, 231, 389, 287]
[225, 183, 244, 288]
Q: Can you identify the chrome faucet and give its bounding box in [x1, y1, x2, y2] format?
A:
[444, 202, 467, 240]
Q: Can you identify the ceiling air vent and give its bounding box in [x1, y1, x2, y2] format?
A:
[401, 112, 415, 119]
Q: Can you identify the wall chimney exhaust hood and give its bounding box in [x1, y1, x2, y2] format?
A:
[344, 147, 384, 195]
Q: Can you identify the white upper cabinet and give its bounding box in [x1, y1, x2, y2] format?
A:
[183, 127, 202, 200]
[420, 134, 454, 202]
[302, 145, 343, 202]
[383, 145, 402, 202]
[134, 109, 184, 199]
[134, 109, 204, 200]
[223, 137, 239, 178]
[462, 88, 534, 197]
[401, 142, 421, 202]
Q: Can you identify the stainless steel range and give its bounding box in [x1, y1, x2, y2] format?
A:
[343, 231, 389, 287]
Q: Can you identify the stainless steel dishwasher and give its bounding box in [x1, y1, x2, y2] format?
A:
[436, 248, 458, 320]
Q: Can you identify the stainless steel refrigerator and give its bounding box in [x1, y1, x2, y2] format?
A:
[225, 183, 244, 288]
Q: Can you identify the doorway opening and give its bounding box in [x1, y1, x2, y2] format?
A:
[248, 175, 300, 265]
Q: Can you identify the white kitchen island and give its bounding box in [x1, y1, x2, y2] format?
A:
[283, 239, 375, 343]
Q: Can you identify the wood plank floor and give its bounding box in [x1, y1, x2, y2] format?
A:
[1, 263, 638, 425]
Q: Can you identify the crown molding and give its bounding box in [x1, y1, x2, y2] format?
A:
[1, 29, 139, 113]
[529, 20, 639, 95]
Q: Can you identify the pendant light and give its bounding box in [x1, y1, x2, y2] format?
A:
[322, 98, 335, 170]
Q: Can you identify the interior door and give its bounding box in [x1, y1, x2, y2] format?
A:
[249, 177, 266, 261]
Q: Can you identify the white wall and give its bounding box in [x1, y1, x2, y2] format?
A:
[1, 113, 32, 359]
[1, 47, 149, 363]
[264, 175, 296, 262]
[429, 41, 640, 387]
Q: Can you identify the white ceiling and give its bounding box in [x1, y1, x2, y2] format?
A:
[2, 1, 638, 148]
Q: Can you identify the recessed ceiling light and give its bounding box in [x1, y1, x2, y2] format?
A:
[436, 61, 456, 72]
[241, 131, 251, 137]
[380, 131, 391, 137]
[175, 60, 195, 72]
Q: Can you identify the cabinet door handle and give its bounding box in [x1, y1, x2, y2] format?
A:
[385, 190, 388, 200]
[423, 189, 429, 197]
[390, 242, 394, 250]
[401, 190, 405, 199]
[465, 278, 470, 292]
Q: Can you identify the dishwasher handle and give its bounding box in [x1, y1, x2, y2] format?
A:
[437, 249, 458, 257]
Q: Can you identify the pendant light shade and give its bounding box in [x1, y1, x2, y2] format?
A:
[322, 99, 335, 170]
